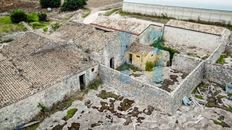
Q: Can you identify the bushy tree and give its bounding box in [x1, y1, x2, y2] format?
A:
[61, 0, 87, 11]
[40, 0, 61, 8]
[10, 9, 27, 23]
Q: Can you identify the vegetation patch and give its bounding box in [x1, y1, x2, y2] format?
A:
[64, 108, 78, 120]
[195, 95, 204, 100]
[82, 8, 91, 18]
[152, 37, 179, 66]
[105, 8, 120, 16]
[145, 61, 154, 71]
[118, 99, 135, 111]
[51, 22, 61, 31]
[116, 63, 141, 72]
[216, 52, 232, 64]
[10, 9, 27, 23]
[61, 0, 87, 11]
[0, 16, 26, 33]
[118, 9, 170, 24]
[97, 90, 123, 101]
[213, 115, 230, 128]
[88, 78, 102, 90]
[30, 22, 50, 29]
[20, 123, 39, 130]
[192, 82, 209, 94]
[27, 13, 39, 23]
[40, 0, 61, 8]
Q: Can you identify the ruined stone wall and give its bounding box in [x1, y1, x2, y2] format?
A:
[171, 62, 205, 111]
[139, 25, 163, 46]
[0, 65, 98, 130]
[172, 54, 202, 74]
[205, 63, 232, 86]
[164, 26, 220, 51]
[123, 2, 232, 25]
[207, 30, 231, 63]
[99, 65, 173, 113]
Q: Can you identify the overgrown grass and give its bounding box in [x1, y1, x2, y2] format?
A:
[217, 55, 226, 64]
[216, 52, 232, 64]
[213, 116, 230, 128]
[88, 78, 102, 90]
[116, 63, 142, 72]
[195, 95, 204, 100]
[64, 108, 78, 121]
[0, 16, 26, 33]
[82, 8, 91, 18]
[30, 22, 50, 29]
[97, 90, 123, 100]
[105, 8, 120, 16]
[21, 123, 39, 130]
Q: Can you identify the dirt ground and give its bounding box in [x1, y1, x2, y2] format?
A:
[86, 0, 122, 8]
[0, 0, 40, 13]
[0, 0, 122, 13]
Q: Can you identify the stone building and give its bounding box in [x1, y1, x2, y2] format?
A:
[123, 0, 232, 25]
[51, 22, 136, 69]
[127, 43, 169, 70]
[0, 32, 98, 129]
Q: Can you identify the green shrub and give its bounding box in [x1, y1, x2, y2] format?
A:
[61, 0, 87, 11]
[43, 27, 48, 32]
[64, 108, 77, 120]
[10, 9, 27, 23]
[145, 61, 154, 71]
[38, 13, 47, 22]
[40, 0, 61, 8]
[27, 13, 39, 22]
[51, 22, 60, 31]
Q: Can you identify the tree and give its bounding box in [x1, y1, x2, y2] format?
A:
[40, 0, 61, 8]
[10, 9, 27, 23]
[61, 0, 87, 11]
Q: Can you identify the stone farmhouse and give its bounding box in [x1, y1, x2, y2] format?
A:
[0, 19, 232, 129]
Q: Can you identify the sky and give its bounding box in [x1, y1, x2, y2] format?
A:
[124, 0, 232, 11]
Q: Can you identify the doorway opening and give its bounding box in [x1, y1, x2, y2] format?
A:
[110, 57, 114, 69]
[129, 54, 132, 63]
[79, 74, 85, 90]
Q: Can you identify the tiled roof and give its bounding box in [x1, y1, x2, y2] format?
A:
[166, 20, 226, 35]
[0, 32, 96, 108]
[50, 22, 120, 53]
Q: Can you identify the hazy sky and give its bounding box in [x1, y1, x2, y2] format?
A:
[124, 0, 232, 11]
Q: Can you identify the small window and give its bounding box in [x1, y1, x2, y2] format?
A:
[92, 68, 95, 72]
[151, 54, 154, 56]
[126, 45, 128, 48]
[136, 55, 140, 58]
